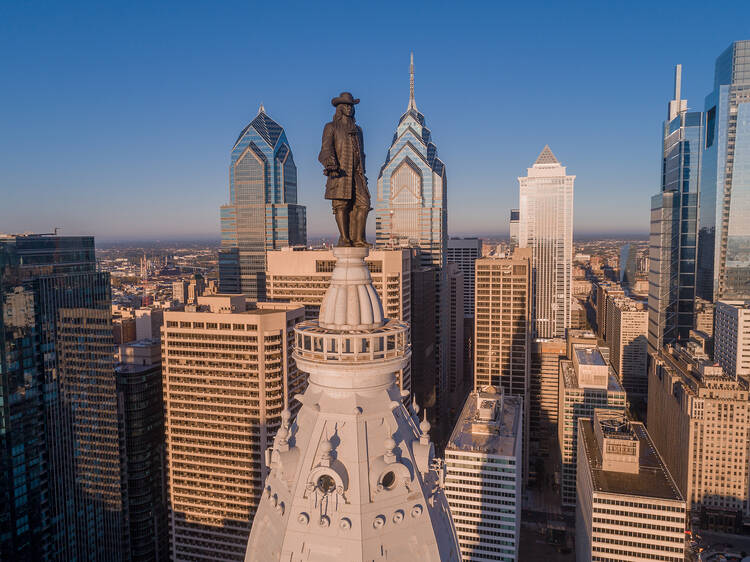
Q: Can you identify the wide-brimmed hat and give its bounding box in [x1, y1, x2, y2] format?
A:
[331, 92, 360, 106]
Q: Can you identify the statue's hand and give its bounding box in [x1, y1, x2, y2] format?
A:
[325, 166, 341, 178]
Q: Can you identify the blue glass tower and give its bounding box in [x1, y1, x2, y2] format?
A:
[375, 56, 447, 268]
[375, 55, 449, 438]
[0, 234, 123, 561]
[698, 40, 750, 301]
[219, 106, 307, 300]
[648, 65, 703, 352]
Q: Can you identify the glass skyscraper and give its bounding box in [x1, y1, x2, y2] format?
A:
[375, 55, 447, 269]
[518, 146, 574, 339]
[648, 65, 703, 352]
[219, 106, 307, 300]
[0, 234, 123, 561]
[375, 55, 449, 436]
[698, 40, 750, 301]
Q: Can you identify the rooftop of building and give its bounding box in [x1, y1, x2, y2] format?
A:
[611, 295, 647, 312]
[575, 346, 606, 367]
[717, 299, 750, 310]
[579, 417, 684, 502]
[446, 388, 521, 457]
[561, 358, 624, 393]
[658, 343, 750, 394]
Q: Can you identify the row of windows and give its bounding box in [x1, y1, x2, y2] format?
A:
[593, 497, 684, 513]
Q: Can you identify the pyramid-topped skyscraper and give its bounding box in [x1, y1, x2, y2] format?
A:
[244, 246, 460, 561]
[219, 106, 307, 300]
[518, 145, 574, 339]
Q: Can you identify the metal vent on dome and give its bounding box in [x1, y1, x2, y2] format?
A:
[534, 145, 559, 165]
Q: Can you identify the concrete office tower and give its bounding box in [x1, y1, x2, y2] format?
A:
[219, 106, 307, 300]
[0, 234, 124, 560]
[695, 297, 715, 336]
[509, 208, 519, 250]
[649, 64, 704, 353]
[446, 263, 465, 399]
[594, 282, 624, 340]
[447, 237, 482, 318]
[163, 295, 304, 560]
[518, 146, 574, 338]
[266, 247, 412, 393]
[474, 248, 531, 394]
[648, 341, 750, 530]
[698, 41, 750, 301]
[606, 296, 648, 397]
[558, 347, 626, 508]
[529, 338, 566, 478]
[135, 307, 163, 340]
[576, 410, 686, 562]
[375, 55, 449, 440]
[116, 340, 168, 561]
[715, 300, 750, 379]
[244, 247, 460, 561]
[445, 389, 523, 562]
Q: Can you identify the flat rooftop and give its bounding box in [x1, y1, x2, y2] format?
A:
[575, 347, 606, 367]
[561, 360, 624, 393]
[579, 418, 683, 502]
[446, 392, 521, 457]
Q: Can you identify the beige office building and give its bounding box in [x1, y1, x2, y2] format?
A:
[714, 300, 750, 380]
[576, 410, 686, 562]
[648, 341, 750, 530]
[606, 296, 648, 396]
[474, 248, 531, 395]
[266, 247, 412, 392]
[694, 297, 714, 336]
[162, 295, 304, 560]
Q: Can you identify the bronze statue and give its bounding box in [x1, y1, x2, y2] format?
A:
[318, 92, 370, 247]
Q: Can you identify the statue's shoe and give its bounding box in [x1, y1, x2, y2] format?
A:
[352, 240, 370, 248]
[337, 237, 353, 247]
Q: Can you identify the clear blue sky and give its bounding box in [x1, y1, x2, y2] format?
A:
[1, 1, 749, 241]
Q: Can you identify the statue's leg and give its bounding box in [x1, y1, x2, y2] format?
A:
[333, 200, 352, 247]
[351, 175, 371, 247]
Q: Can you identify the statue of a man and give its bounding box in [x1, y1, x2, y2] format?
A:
[318, 92, 370, 247]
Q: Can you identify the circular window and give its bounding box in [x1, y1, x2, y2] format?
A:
[317, 474, 336, 494]
[381, 471, 396, 490]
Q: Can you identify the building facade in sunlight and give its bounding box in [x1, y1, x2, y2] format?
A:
[518, 145, 574, 339]
[698, 40, 750, 301]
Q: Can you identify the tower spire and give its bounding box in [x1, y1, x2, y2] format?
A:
[258, 102, 265, 114]
[667, 64, 687, 121]
[408, 52, 417, 111]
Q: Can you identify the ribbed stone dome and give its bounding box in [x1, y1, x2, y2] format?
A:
[318, 247, 385, 331]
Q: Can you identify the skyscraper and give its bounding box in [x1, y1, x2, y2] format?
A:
[698, 40, 750, 301]
[576, 410, 686, 562]
[446, 237, 482, 318]
[375, 54, 449, 439]
[116, 339, 168, 561]
[445, 390, 523, 561]
[648, 64, 703, 353]
[648, 341, 750, 531]
[375, 54, 446, 268]
[163, 296, 304, 560]
[518, 145, 574, 339]
[219, 106, 307, 300]
[0, 234, 124, 560]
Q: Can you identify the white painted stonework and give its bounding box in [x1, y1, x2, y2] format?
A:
[245, 247, 461, 561]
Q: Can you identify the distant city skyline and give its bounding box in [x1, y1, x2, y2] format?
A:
[2, 3, 749, 240]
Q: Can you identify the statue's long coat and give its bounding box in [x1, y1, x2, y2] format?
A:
[318, 119, 367, 200]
